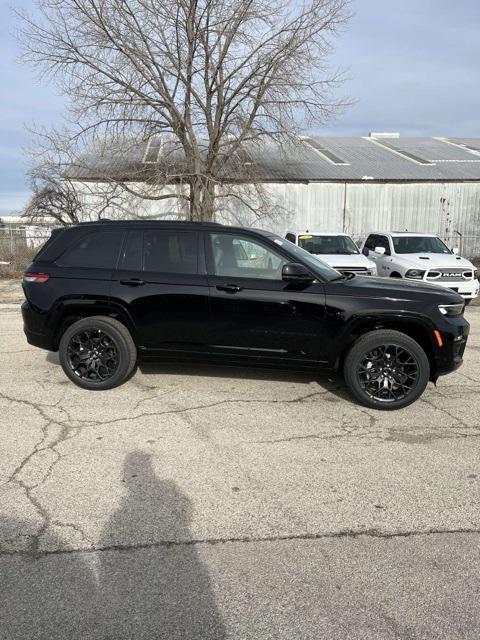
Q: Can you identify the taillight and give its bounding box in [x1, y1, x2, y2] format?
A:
[23, 272, 50, 284]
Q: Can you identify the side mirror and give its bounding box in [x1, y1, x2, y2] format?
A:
[282, 262, 315, 284]
[452, 247, 459, 255]
[374, 246, 386, 255]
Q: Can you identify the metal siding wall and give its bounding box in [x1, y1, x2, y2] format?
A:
[253, 182, 480, 257]
[75, 180, 480, 257]
[219, 183, 346, 234]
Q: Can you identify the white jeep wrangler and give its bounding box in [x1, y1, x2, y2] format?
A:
[360, 232, 479, 303]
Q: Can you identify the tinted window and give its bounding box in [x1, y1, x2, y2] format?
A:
[285, 233, 296, 244]
[364, 234, 377, 251]
[57, 231, 123, 268]
[210, 233, 287, 280]
[375, 235, 391, 255]
[122, 230, 143, 271]
[144, 230, 198, 274]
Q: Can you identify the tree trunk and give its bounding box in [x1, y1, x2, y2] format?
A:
[189, 175, 215, 222]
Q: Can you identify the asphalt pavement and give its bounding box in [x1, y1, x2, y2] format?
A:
[0, 285, 479, 639]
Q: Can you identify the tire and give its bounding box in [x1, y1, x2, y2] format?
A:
[59, 316, 137, 390]
[343, 329, 430, 410]
[464, 299, 472, 306]
[390, 272, 402, 278]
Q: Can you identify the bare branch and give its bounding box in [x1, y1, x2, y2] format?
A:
[18, 0, 352, 221]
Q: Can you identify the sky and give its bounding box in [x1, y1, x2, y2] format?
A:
[0, 0, 479, 215]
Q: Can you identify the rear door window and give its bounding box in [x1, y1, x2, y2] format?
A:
[57, 231, 124, 268]
[143, 230, 198, 274]
[122, 230, 143, 271]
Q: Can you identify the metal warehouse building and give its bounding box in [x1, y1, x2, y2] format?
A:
[70, 134, 480, 258]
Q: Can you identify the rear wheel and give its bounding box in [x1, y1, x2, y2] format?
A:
[343, 330, 430, 410]
[59, 316, 137, 390]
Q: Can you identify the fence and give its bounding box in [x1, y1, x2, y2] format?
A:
[0, 226, 56, 277]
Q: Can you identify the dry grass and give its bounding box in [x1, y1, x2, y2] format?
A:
[0, 237, 39, 279]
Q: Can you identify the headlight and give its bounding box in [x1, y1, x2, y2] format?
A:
[438, 303, 464, 317]
[405, 269, 426, 280]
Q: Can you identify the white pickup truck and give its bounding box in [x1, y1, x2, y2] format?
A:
[285, 230, 377, 276]
[360, 232, 479, 303]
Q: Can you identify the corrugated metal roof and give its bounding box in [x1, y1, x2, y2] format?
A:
[66, 136, 480, 183]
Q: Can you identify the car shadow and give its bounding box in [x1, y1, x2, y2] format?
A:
[1, 451, 227, 639]
[139, 362, 354, 403]
[46, 350, 60, 365]
[46, 351, 354, 405]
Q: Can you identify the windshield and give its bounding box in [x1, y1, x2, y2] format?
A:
[297, 234, 359, 255]
[268, 235, 341, 281]
[393, 236, 451, 254]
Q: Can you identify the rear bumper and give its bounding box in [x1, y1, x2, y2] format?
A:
[22, 302, 55, 351]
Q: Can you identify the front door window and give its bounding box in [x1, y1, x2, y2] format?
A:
[209, 233, 286, 279]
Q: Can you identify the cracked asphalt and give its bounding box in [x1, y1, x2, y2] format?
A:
[1, 285, 480, 639]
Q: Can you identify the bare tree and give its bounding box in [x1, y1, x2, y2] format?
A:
[23, 130, 154, 224]
[23, 137, 83, 226]
[19, 0, 351, 221]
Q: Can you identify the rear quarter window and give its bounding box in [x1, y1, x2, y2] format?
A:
[57, 231, 124, 269]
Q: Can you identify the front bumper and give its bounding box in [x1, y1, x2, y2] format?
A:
[421, 278, 480, 299]
[433, 318, 470, 377]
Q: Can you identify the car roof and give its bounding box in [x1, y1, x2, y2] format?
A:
[73, 219, 277, 236]
[76, 219, 223, 229]
[287, 230, 350, 236]
[365, 231, 438, 238]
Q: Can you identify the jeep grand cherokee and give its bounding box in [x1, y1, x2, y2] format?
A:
[22, 221, 469, 410]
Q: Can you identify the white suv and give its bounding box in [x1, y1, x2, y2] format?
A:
[285, 230, 377, 276]
[360, 232, 479, 303]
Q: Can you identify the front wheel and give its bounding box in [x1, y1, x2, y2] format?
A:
[59, 316, 137, 390]
[343, 330, 430, 410]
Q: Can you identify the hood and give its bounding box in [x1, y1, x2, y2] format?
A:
[312, 253, 375, 269]
[332, 274, 465, 304]
[392, 253, 474, 270]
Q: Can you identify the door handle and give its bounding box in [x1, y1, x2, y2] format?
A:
[216, 284, 243, 293]
[120, 278, 145, 286]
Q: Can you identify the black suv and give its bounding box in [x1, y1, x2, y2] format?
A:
[22, 221, 469, 409]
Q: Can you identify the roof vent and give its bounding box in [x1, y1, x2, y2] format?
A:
[369, 132, 400, 139]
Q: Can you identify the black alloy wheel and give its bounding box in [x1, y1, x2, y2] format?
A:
[67, 328, 119, 382]
[357, 344, 419, 403]
[58, 316, 137, 390]
[344, 329, 430, 410]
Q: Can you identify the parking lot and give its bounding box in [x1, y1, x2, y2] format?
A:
[1, 280, 480, 639]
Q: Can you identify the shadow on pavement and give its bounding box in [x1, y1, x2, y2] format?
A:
[139, 362, 353, 403]
[46, 348, 353, 403]
[1, 451, 227, 640]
